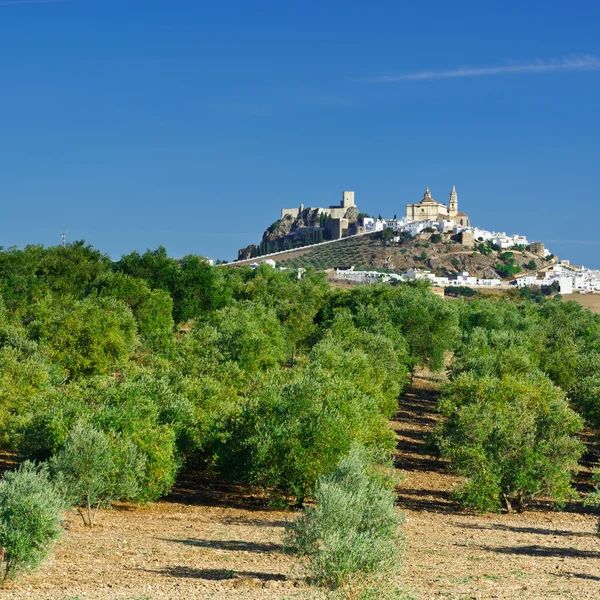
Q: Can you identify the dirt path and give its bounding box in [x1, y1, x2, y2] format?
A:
[394, 377, 600, 600]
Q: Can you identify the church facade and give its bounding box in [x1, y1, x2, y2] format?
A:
[406, 186, 470, 227]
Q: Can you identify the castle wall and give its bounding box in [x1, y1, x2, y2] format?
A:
[281, 208, 299, 219]
[459, 231, 474, 247]
[328, 207, 347, 219]
[280, 191, 354, 221]
[330, 218, 348, 240]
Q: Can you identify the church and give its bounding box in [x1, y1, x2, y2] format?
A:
[406, 186, 470, 227]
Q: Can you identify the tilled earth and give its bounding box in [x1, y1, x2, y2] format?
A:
[396, 379, 600, 600]
[1, 378, 599, 600]
[0, 499, 301, 600]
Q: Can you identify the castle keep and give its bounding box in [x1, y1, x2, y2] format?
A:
[281, 191, 358, 221]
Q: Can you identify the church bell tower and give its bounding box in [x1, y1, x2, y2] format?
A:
[449, 186, 458, 218]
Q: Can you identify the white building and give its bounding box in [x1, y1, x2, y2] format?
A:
[361, 217, 385, 233]
[559, 276, 573, 295]
[454, 271, 478, 286]
[477, 278, 502, 287]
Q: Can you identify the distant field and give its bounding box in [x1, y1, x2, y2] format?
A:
[565, 292, 600, 313]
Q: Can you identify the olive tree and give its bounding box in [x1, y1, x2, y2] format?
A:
[30, 296, 138, 378]
[435, 372, 584, 512]
[0, 462, 66, 582]
[50, 422, 145, 527]
[213, 368, 395, 503]
[286, 445, 404, 591]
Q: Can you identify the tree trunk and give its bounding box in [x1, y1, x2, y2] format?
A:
[86, 493, 92, 528]
[92, 502, 101, 527]
[77, 507, 87, 527]
[0, 546, 5, 582]
[502, 493, 513, 513]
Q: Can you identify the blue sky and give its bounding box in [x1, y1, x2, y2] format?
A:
[1, 0, 599, 266]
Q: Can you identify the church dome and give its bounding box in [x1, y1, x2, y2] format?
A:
[419, 187, 437, 204]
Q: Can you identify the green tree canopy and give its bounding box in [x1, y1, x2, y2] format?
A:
[435, 372, 584, 512]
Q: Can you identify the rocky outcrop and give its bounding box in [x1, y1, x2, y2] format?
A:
[345, 206, 360, 220]
[237, 244, 259, 261]
[262, 209, 322, 244]
[237, 206, 360, 260]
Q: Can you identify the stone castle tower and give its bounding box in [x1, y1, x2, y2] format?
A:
[342, 191, 355, 209]
[449, 185, 458, 218]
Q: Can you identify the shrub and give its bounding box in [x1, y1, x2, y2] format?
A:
[213, 369, 395, 503]
[0, 345, 63, 444]
[525, 259, 538, 271]
[310, 313, 408, 417]
[18, 376, 184, 503]
[495, 263, 522, 278]
[95, 381, 183, 502]
[435, 372, 584, 512]
[50, 422, 145, 527]
[90, 272, 175, 352]
[451, 328, 535, 379]
[209, 302, 287, 371]
[444, 286, 477, 298]
[286, 445, 404, 590]
[0, 462, 66, 582]
[570, 374, 600, 429]
[30, 296, 138, 378]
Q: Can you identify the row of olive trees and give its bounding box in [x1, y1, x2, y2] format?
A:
[0, 245, 463, 590]
[0, 262, 459, 507]
[433, 296, 600, 513]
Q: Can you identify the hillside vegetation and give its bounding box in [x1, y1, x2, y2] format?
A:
[273, 230, 550, 279]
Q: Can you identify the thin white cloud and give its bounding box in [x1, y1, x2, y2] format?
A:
[359, 55, 600, 83]
[0, 0, 67, 5]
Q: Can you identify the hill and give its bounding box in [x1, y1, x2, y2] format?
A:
[247, 230, 550, 281]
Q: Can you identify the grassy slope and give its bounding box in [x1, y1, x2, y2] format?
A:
[275, 232, 547, 281]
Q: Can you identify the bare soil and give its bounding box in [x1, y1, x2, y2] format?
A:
[565, 293, 600, 313]
[395, 377, 600, 600]
[0, 478, 302, 600]
[1, 378, 599, 599]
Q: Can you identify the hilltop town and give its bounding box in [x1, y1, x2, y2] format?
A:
[235, 186, 600, 295]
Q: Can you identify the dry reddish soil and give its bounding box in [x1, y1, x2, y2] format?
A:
[2, 378, 600, 600]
